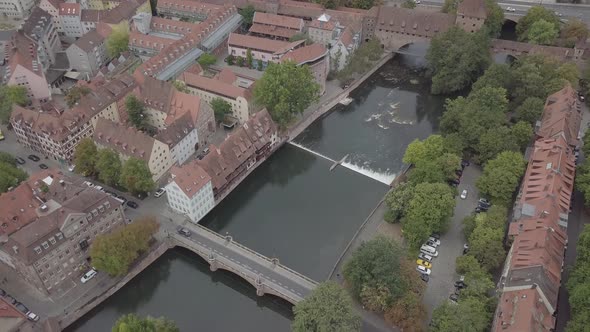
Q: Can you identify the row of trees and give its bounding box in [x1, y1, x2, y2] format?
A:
[0, 152, 28, 194]
[0, 85, 28, 124]
[90, 216, 159, 276]
[565, 225, 590, 331]
[517, 6, 588, 46]
[112, 313, 178, 332]
[335, 39, 383, 85]
[73, 138, 155, 194]
[384, 135, 458, 249]
[313, 0, 379, 10]
[575, 131, 590, 205]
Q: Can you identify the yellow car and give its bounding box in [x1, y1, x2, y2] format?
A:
[0, 129, 4, 141]
[416, 259, 432, 269]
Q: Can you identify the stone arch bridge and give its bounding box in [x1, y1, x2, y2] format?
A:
[169, 223, 318, 305]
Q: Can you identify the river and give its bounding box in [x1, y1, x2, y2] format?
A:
[67, 43, 447, 332]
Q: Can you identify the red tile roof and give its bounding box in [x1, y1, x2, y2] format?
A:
[457, 0, 487, 19]
[169, 160, 212, 198]
[59, 3, 80, 16]
[228, 32, 294, 53]
[494, 288, 554, 332]
[376, 6, 456, 38]
[179, 70, 252, 101]
[0, 298, 25, 319]
[93, 118, 156, 162]
[249, 23, 299, 39]
[537, 84, 582, 147]
[281, 43, 327, 64]
[129, 31, 176, 52]
[252, 12, 303, 30]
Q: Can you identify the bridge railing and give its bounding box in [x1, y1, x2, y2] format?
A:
[170, 234, 304, 304]
[188, 223, 318, 287]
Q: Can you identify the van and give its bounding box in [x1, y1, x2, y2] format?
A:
[420, 245, 439, 257]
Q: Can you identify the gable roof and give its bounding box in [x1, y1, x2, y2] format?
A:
[70, 30, 105, 53]
[376, 6, 455, 38]
[228, 32, 295, 53]
[169, 160, 212, 198]
[93, 118, 157, 162]
[281, 43, 327, 64]
[179, 70, 252, 101]
[457, 0, 487, 19]
[252, 12, 303, 30]
[537, 84, 582, 146]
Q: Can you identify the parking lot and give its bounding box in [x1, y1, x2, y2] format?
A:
[420, 163, 482, 319]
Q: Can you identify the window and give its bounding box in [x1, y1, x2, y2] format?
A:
[34, 247, 42, 254]
[42, 242, 49, 249]
[49, 237, 56, 245]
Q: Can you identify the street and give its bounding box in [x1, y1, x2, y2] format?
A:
[421, 164, 482, 320]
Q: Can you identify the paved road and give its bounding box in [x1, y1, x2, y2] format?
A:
[422, 164, 482, 320]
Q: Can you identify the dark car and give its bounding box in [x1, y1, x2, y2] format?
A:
[15, 157, 25, 165]
[15, 302, 28, 314]
[430, 233, 440, 240]
[27, 154, 40, 162]
[475, 207, 484, 214]
[421, 274, 429, 282]
[449, 293, 459, 302]
[455, 280, 467, 289]
[126, 201, 139, 209]
[449, 178, 460, 185]
[455, 169, 463, 177]
[461, 160, 470, 167]
[39, 163, 49, 169]
[5, 294, 17, 305]
[177, 227, 191, 237]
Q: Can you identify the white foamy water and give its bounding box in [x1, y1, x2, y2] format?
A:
[341, 162, 396, 185]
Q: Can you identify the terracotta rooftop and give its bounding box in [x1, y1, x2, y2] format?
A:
[281, 43, 327, 65]
[71, 30, 105, 53]
[252, 12, 303, 30]
[22, 7, 54, 43]
[6, 32, 44, 78]
[241, 109, 277, 150]
[59, 3, 80, 16]
[93, 118, 157, 162]
[537, 84, 582, 147]
[179, 70, 252, 101]
[228, 32, 300, 54]
[137, 76, 174, 112]
[169, 160, 212, 198]
[157, 0, 221, 14]
[101, 0, 144, 24]
[11, 104, 88, 142]
[129, 30, 176, 52]
[376, 7, 455, 38]
[0, 298, 25, 319]
[81, 9, 100, 22]
[457, 0, 487, 19]
[308, 14, 336, 31]
[494, 288, 555, 332]
[150, 16, 196, 35]
[491, 39, 576, 61]
[249, 23, 299, 39]
[338, 26, 354, 48]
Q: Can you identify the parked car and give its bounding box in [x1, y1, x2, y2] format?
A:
[4, 294, 17, 304]
[478, 198, 491, 206]
[0, 129, 4, 140]
[449, 293, 459, 302]
[83, 181, 94, 187]
[416, 259, 432, 269]
[177, 227, 191, 237]
[430, 233, 440, 240]
[416, 265, 431, 275]
[505, 6, 515, 12]
[421, 274, 429, 282]
[555, 11, 562, 16]
[418, 253, 433, 262]
[14, 302, 28, 314]
[455, 169, 463, 177]
[580, 95, 586, 102]
[460, 189, 468, 199]
[154, 188, 166, 198]
[68, 164, 76, 172]
[126, 201, 139, 209]
[15, 157, 25, 165]
[116, 194, 127, 204]
[39, 163, 48, 169]
[425, 240, 439, 248]
[428, 237, 441, 246]
[463, 243, 469, 254]
[420, 245, 439, 257]
[27, 154, 40, 162]
[26, 311, 40, 322]
[94, 185, 104, 192]
[474, 207, 484, 213]
[0, 288, 5, 296]
[455, 280, 467, 289]
[461, 160, 470, 168]
[80, 269, 97, 283]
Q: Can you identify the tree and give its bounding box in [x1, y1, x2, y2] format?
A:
[408, 161, 446, 185]
[469, 223, 505, 271]
[246, 49, 253, 68]
[443, 133, 466, 156]
[384, 182, 414, 223]
[401, 0, 416, 8]
[90, 217, 159, 276]
[257, 59, 263, 71]
[477, 126, 518, 164]
[113, 314, 179, 332]
[253, 61, 320, 127]
[511, 121, 533, 151]
[238, 5, 255, 27]
[210, 97, 232, 122]
[403, 135, 445, 166]
[516, 97, 545, 125]
[441, 0, 460, 13]
[313, 0, 343, 9]
[120, 157, 155, 194]
[384, 292, 426, 332]
[65, 86, 91, 107]
[95, 149, 121, 187]
[198, 53, 216, 69]
[348, 0, 377, 9]
[0, 160, 28, 193]
[483, 0, 505, 37]
[236, 56, 245, 67]
[526, 19, 558, 45]
[472, 63, 512, 92]
[74, 138, 98, 176]
[576, 162, 590, 206]
[562, 19, 589, 43]
[430, 297, 491, 332]
[343, 237, 407, 307]
[516, 6, 560, 41]
[477, 151, 526, 205]
[226, 54, 235, 66]
[292, 281, 360, 332]
[125, 95, 147, 130]
[426, 27, 491, 94]
[402, 183, 456, 249]
[106, 22, 129, 58]
[172, 80, 189, 93]
[0, 85, 28, 124]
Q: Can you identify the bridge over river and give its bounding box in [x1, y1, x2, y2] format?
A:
[169, 222, 319, 305]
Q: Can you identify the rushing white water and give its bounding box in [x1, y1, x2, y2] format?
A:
[288, 142, 395, 185]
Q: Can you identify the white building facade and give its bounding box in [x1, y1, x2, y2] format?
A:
[0, 0, 34, 18]
[166, 163, 215, 223]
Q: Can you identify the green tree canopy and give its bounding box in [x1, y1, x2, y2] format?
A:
[348, 0, 378, 9]
[0, 85, 28, 124]
[561, 19, 589, 43]
[96, 149, 122, 187]
[106, 22, 129, 58]
[120, 157, 155, 194]
[384, 182, 414, 223]
[238, 5, 255, 26]
[403, 135, 445, 166]
[468, 221, 505, 271]
[426, 27, 491, 94]
[210, 97, 232, 122]
[0, 159, 28, 194]
[477, 126, 519, 164]
[476, 151, 526, 205]
[430, 297, 491, 332]
[343, 236, 407, 307]
[65, 86, 91, 107]
[472, 63, 512, 92]
[515, 97, 545, 125]
[384, 291, 426, 331]
[566, 225, 590, 331]
[125, 95, 147, 130]
[516, 6, 560, 41]
[293, 281, 360, 332]
[526, 19, 559, 45]
[407, 161, 446, 184]
[483, 0, 505, 37]
[402, 183, 456, 249]
[253, 61, 320, 127]
[74, 138, 98, 176]
[401, 0, 416, 8]
[91, 217, 159, 276]
[511, 121, 534, 151]
[198, 53, 217, 68]
[441, 0, 460, 13]
[112, 313, 179, 332]
[0, 152, 16, 166]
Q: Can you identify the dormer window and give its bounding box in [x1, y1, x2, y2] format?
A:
[49, 237, 56, 245]
[87, 213, 93, 220]
[56, 232, 63, 240]
[42, 242, 49, 249]
[34, 247, 42, 254]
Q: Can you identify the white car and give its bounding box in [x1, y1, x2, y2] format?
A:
[154, 188, 166, 198]
[416, 265, 431, 275]
[68, 164, 75, 172]
[505, 6, 515, 12]
[418, 253, 433, 262]
[81, 269, 97, 283]
[425, 240, 439, 248]
[83, 181, 94, 188]
[420, 248, 439, 257]
[460, 189, 468, 199]
[26, 311, 40, 322]
[555, 11, 562, 17]
[428, 237, 441, 246]
[94, 185, 104, 192]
